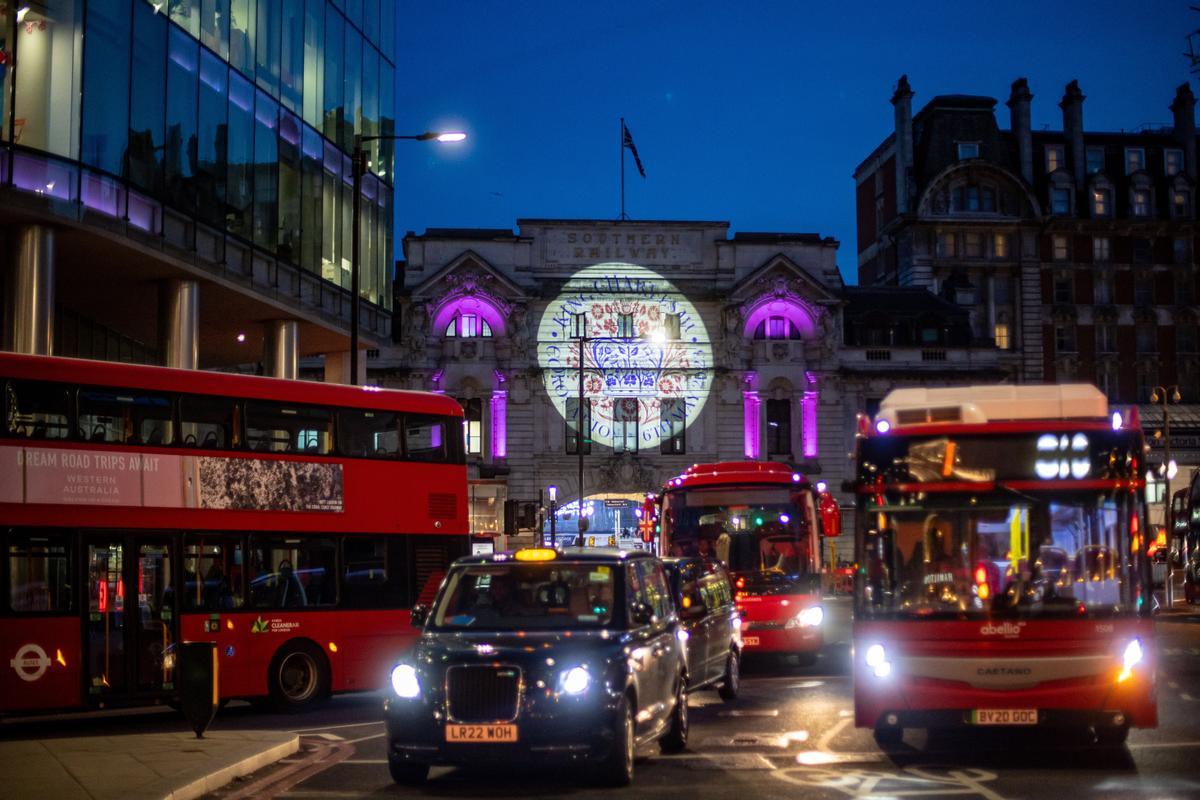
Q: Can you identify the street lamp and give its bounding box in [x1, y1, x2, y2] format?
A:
[348, 130, 467, 385]
[1150, 384, 1183, 605]
[547, 485, 558, 547]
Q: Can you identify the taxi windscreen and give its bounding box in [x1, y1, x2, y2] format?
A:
[430, 562, 617, 630]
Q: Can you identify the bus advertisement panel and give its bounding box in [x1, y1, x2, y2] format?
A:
[852, 385, 1156, 747]
[659, 462, 836, 661]
[0, 354, 468, 715]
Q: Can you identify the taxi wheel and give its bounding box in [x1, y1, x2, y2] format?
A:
[268, 641, 329, 712]
[718, 649, 740, 701]
[794, 652, 818, 668]
[660, 676, 689, 753]
[388, 755, 429, 785]
[597, 695, 635, 786]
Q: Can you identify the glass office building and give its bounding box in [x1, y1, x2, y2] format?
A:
[0, 0, 395, 370]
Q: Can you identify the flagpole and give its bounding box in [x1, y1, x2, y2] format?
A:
[619, 117, 626, 220]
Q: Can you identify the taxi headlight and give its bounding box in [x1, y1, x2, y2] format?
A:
[390, 664, 421, 699]
[560, 666, 591, 695]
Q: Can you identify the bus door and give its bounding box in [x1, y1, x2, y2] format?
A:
[84, 536, 178, 705]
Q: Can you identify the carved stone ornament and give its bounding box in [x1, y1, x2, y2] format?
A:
[441, 266, 513, 316]
[594, 451, 659, 494]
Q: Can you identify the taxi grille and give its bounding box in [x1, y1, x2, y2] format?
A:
[445, 665, 521, 723]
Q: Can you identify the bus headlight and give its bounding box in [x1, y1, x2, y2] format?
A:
[787, 605, 824, 629]
[560, 666, 591, 695]
[1117, 638, 1144, 683]
[390, 664, 421, 699]
[864, 643, 891, 679]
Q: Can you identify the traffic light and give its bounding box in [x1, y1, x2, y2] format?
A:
[518, 502, 539, 530]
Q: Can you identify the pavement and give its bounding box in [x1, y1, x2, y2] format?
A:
[0, 727, 298, 800]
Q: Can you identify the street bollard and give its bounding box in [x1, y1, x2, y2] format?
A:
[177, 641, 219, 738]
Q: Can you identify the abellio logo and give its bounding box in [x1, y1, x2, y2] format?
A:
[979, 621, 1024, 636]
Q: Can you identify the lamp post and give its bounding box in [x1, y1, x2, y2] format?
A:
[548, 485, 558, 547]
[571, 317, 589, 525]
[349, 130, 466, 386]
[1150, 384, 1182, 606]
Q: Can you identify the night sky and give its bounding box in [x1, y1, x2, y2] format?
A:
[395, 0, 1188, 284]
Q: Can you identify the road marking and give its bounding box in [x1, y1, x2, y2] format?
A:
[288, 721, 383, 734]
[1181, 693, 1198, 702]
[341, 759, 387, 764]
[816, 717, 852, 752]
[1129, 740, 1200, 750]
[1168, 681, 1180, 689]
[311, 733, 344, 741]
[343, 732, 386, 744]
[772, 764, 1008, 800]
[718, 708, 779, 717]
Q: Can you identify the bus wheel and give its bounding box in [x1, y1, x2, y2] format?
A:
[1094, 724, 1129, 747]
[873, 722, 902, 747]
[269, 641, 329, 712]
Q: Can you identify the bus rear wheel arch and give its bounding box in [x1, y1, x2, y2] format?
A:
[268, 640, 331, 712]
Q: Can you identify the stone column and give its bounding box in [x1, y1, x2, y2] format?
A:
[1007, 78, 1034, 185]
[263, 320, 299, 380]
[5, 224, 55, 355]
[158, 279, 199, 369]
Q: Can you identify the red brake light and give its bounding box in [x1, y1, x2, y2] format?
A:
[974, 565, 988, 585]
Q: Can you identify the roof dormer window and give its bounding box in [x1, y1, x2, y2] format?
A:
[1046, 145, 1065, 173]
[1124, 148, 1145, 175]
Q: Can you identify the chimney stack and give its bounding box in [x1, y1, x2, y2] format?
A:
[1059, 80, 1086, 198]
[891, 75, 915, 215]
[1007, 78, 1034, 184]
[1171, 83, 1197, 181]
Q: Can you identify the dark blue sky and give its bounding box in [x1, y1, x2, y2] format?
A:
[395, 0, 1188, 284]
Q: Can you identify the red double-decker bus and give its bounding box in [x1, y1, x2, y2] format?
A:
[852, 385, 1156, 747]
[658, 462, 836, 663]
[1, 353, 467, 715]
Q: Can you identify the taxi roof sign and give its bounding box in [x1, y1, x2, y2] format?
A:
[515, 548, 558, 562]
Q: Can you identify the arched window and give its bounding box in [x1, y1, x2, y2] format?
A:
[753, 316, 803, 340]
[444, 313, 493, 338]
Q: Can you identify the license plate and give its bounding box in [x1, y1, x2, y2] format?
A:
[743, 636, 760, 646]
[445, 724, 518, 742]
[971, 709, 1037, 726]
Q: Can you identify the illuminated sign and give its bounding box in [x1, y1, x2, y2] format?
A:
[537, 263, 713, 450]
[1035, 433, 1090, 480]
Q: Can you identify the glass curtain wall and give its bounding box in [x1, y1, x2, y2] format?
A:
[3, 0, 392, 310]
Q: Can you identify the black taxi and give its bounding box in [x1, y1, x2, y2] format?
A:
[383, 547, 688, 786]
[661, 556, 742, 699]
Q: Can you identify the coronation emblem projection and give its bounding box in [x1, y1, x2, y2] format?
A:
[537, 263, 713, 450]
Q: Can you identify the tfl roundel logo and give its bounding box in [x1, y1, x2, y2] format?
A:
[10, 643, 51, 682]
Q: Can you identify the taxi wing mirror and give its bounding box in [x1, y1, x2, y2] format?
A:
[629, 601, 654, 626]
[410, 603, 430, 627]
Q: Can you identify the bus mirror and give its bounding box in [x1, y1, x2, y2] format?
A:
[410, 603, 430, 627]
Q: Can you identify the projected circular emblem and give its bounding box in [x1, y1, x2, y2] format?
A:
[537, 263, 712, 450]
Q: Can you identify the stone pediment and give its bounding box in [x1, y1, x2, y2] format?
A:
[729, 254, 841, 306]
[409, 251, 526, 304]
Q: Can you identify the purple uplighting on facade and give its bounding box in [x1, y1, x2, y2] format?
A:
[743, 391, 761, 459]
[741, 297, 816, 339]
[802, 390, 819, 458]
[431, 295, 507, 337]
[490, 390, 507, 459]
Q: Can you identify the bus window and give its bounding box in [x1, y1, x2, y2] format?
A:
[6, 531, 74, 612]
[4, 380, 72, 440]
[245, 402, 334, 454]
[404, 415, 449, 462]
[248, 537, 337, 608]
[179, 394, 236, 449]
[78, 389, 174, 445]
[182, 535, 244, 611]
[343, 537, 405, 608]
[339, 409, 401, 457]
